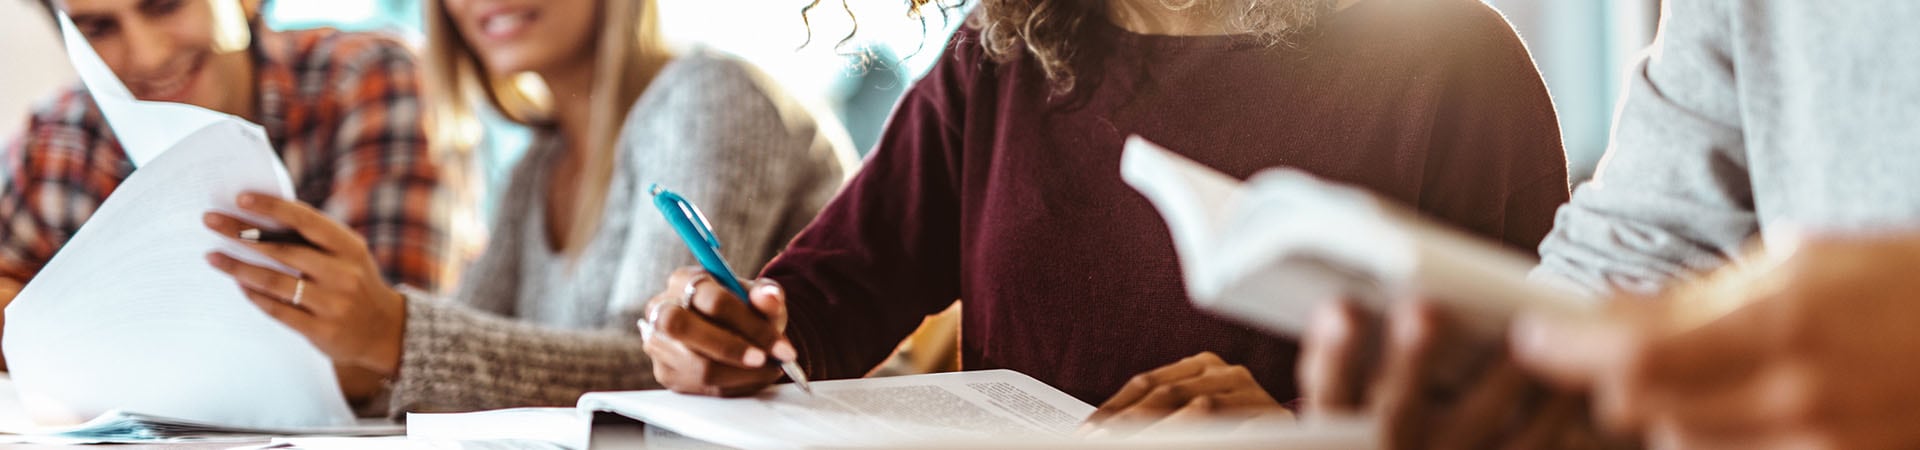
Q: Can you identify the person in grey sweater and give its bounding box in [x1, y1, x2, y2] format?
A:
[1507, 0, 1920, 447]
[1303, 0, 1920, 447]
[1532, 0, 1920, 295]
[200, 0, 853, 416]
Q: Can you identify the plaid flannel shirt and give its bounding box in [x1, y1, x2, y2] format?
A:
[0, 27, 448, 291]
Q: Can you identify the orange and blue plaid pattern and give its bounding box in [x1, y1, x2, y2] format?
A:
[0, 27, 448, 291]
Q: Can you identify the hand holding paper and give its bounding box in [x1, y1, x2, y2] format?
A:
[203, 194, 410, 378]
[0, 13, 354, 431]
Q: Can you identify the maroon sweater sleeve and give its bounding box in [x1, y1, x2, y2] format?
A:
[759, 35, 979, 380]
[1416, 2, 1570, 254]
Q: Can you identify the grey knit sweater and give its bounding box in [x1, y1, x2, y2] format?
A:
[383, 49, 853, 415]
[1532, 0, 1920, 295]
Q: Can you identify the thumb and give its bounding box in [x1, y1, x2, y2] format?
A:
[748, 279, 787, 325]
[1508, 311, 1630, 392]
[748, 279, 797, 361]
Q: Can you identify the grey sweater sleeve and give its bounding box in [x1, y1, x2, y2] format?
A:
[386, 294, 655, 414]
[383, 52, 848, 416]
[1531, 0, 1758, 296]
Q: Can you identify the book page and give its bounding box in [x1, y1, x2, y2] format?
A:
[1121, 136, 1598, 338]
[891, 416, 1378, 449]
[579, 370, 1095, 449]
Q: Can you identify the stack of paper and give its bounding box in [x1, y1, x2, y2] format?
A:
[2, 411, 400, 444]
[1119, 136, 1597, 337]
[0, 13, 357, 434]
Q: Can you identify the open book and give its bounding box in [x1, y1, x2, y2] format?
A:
[0, 13, 363, 438]
[457, 370, 1363, 449]
[1119, 136, 1597, 337]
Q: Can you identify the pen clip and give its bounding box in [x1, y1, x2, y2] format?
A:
[677, 200, 722, 250]
[650, 184, 723, 250]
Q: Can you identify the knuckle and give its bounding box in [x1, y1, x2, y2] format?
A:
[694, 364, 735, 388]
[1773, 363, 1828, 426]
[656, 308, 691, 337]
[1593, 387, 1642, 433]
[1149, 384, 1181, 401]
[697, 289, 733, 315]
[311, 325, 340, 346]
[1126, 374, 1155, 391]
[1618, 334, 1658, 385]
[719, 338, 750, 358]
[683, 361, 715, 385]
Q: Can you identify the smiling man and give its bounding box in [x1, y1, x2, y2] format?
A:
[0, 0, 450, 371]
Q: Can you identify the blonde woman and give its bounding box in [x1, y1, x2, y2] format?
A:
[198, 0, 853, 414]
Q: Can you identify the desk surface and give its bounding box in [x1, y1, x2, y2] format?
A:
[5, 443, 263, 449]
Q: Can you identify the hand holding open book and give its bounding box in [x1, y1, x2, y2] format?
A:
[1120, 136, 1612, 447]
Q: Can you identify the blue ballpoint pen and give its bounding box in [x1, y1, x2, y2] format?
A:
[649, 183, 814, 395]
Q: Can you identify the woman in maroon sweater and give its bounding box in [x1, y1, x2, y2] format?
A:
[641, 0, 1568, 440]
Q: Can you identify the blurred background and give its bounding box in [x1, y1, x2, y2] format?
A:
[2, 0, 1655, 191]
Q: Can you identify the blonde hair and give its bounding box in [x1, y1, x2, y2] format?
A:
[423, 0, 672, 255]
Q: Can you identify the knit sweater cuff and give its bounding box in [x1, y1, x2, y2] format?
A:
[386, 291, 464, 417]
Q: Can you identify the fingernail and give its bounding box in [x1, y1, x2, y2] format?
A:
[754, 282, 783, 299]
[773, 341, 798, 362]
[238, 194, 258, 207]
[1389, 303, 1431, 345]
[1074, 422, 1098, 436]
[1310, 305, 1349, 341]
[205, 253, 231, 269]
[743, 348, 767, 368]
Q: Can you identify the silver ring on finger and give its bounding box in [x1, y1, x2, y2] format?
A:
[291, 278, 306, 306]
[640, 300, 670, 341]
[680, 273, 711, 311]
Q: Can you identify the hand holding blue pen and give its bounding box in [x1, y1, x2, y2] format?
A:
[645, 184, 815, 395]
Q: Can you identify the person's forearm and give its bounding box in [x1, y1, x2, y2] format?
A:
[386, 296, 657, 415]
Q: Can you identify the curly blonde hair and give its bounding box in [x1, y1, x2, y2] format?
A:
[806, 0, 1332, 94]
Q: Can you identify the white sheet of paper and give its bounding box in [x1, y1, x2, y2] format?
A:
[54, 14, 236, 168]
[0, 13, 352, 430]
[1120, 136, 1596, 337]
[579, 370, 1096, 449]
[405, 408, 589, 450]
